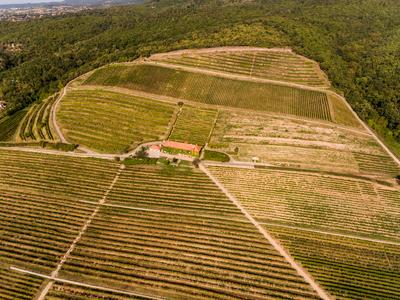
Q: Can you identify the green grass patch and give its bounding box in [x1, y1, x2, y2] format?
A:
[203, 150, 230, 162]
[123, 157, 158, 165]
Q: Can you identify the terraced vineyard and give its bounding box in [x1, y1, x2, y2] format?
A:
[267, 226, 400, 300]
[209, 166, 400, 240]
[169, 106, 217, 145]
[17, 93, 58, 142]
[1, 47, 399, 300]
[57, 89, 176, 153]
[84, 64, 332, 121]
[152, 49, 330, 88]
[0, 109, 28, 141]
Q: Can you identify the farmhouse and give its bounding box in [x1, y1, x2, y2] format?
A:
[148, 145, 161, 158]
[162, 140, 202, 155]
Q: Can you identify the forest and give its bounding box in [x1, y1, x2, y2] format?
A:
[0, 0, 399, 154]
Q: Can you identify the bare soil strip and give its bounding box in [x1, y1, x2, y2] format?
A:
[35, 164, 125, 300]
[260, 222, 400, 246]
[10, 266, 164, 300]
[199, 163, 332, 300]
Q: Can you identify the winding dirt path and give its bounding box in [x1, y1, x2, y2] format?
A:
[51, 86, 68, 143]
[199, 163, 332, 300]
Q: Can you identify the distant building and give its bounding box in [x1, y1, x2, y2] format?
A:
[148, 145, 161, 158]
[162, 140, 202, 155]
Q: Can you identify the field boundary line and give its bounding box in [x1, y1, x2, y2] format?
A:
[166, 104, 183, 140]
[199, 163, 332, 300]
[10, 266, 163, 300]
[36, 164, 125, 300]
[260, 222, 400, 246]
[77, 199, 248, 223]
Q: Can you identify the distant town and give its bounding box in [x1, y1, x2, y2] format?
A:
[0, 5, 91, 21]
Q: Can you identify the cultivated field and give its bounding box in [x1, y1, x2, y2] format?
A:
[0, 149, 120, 296]
[169, 106, 217, 145]
[209, 166, 400, 240]
[57, 89, 176, 153]
[17, 93, 58, 142]
[151, 49, 330, 88]
[268, 226, 400, 300]
[0, 109, 28, 141]
[209, 110, 399, 176]
[0, 150, 322, 299]
[1, 47, 399, 300]
[84, 64, 332, 121]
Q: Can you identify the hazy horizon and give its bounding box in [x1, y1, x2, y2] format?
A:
[0, 0, 62, 5]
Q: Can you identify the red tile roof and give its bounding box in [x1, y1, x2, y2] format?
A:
[149, 145, 161, 151]
[162, 140, 201, 153]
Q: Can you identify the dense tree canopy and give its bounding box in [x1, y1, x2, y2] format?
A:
[0, 0, 399, 153]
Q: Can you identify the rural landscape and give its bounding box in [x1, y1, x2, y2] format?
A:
[0, 44, 399, 300]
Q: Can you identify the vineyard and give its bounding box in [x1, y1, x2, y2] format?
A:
[169, 106, 217, 145]
[208, 166, 400, 240]
[0, 109, 28, 141]
[57, 89, 176, 153]
[210, 110, 379, 153]
[152, 49, 330, 88]
[268, 226, 400, 300]
[0, 149, 120, 296]
[84, 64, 332, 121]
[17, 93, 58, 142]
[0, 150, 323, 299]
[46, 282, 141, 299]
[56, 164, 319, 299]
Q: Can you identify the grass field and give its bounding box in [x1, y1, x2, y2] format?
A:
[209, 166, 400, 240]
[57, 89, 176, 153]
[153, 50, 330, 88]
[84, 64, 332, 121]
[268, 226, 400, 300]
[169, 106, 217, 145]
